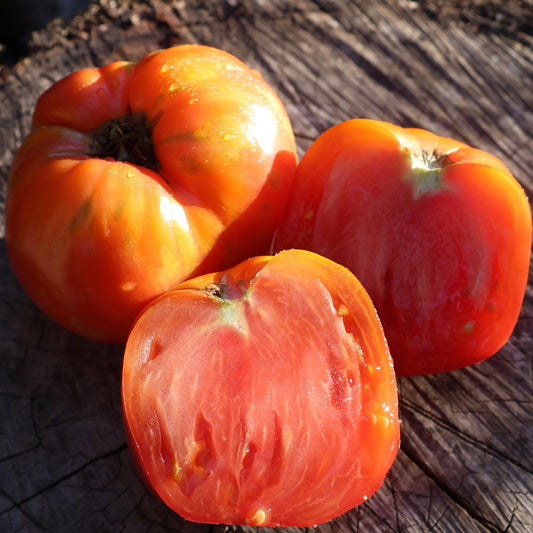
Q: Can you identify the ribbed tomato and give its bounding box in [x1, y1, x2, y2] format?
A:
[273, 119, 532, 376]
[5, 45, 296, 343]
[122, 249, 399, 527]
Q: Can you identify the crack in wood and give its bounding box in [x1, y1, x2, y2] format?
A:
[0, 485, 46, 531]
[1, 443, 128, 512]
[400, 446, 497, 532]
[400, 398, 533, 476]
[386, 468, 403, 532]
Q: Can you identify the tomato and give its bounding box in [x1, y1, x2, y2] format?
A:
[273, 119, 532, 376]
[4, 45, 297, 343]
[122, 249, 399, 527]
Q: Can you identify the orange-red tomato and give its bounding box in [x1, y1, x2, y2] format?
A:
[5, 45, 297, 343]
[122, 249, 400, 527]
[274, 119, 532, 376]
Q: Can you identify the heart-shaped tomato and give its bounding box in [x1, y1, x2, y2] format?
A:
[274, 119, 532, 375]
[122, 249, 400, 526]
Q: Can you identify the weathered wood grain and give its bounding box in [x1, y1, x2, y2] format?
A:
[1, 1, 532, 531]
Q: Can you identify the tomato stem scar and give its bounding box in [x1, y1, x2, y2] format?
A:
[204, 283, 228, 299]
[203, 277, 254, 300]
[402, 143, 456, 198]
[88, 111, 160, 170]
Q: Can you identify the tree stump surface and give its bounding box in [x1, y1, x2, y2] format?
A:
[1, 1, 532, 531]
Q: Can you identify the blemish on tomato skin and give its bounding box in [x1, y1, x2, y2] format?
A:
[462, 321, 475, 334]
[122, 281, 136, 291]
[69, 198, 92, 232]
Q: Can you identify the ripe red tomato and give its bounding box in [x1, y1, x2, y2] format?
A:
[5, 45, 297, 343]
[273, 119, 532, 376]
[122, 249, 399, 527]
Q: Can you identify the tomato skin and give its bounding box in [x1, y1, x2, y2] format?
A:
[273, 119, 532, 376]
[5, 45, 297, 343]
[31, 60, 134, 131]
[122, 249, 399, 527]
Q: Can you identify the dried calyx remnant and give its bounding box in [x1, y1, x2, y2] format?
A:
[404, 145, 456, 199]
[203, 275, 257, 301]
[88, 112, 160, 170]
[204, 283, 229, 299]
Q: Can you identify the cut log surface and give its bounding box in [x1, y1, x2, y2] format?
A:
[1, 0, 532, 531]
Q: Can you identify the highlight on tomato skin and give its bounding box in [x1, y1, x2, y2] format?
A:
[4, 44, 297, 344]
[122, 249, 400, 527]
[273, 119, 533, 376]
